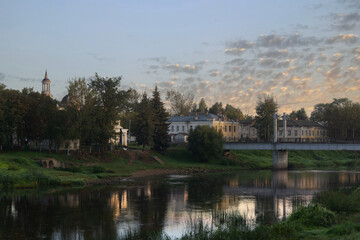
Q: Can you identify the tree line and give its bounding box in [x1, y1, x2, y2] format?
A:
[1, 76, 359, 151]
[0, 75, 169, 151]
[254, 96, 360, 142]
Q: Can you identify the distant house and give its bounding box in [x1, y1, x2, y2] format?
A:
[238, 119, 258, 141]
[277, 119, 328, 142]
[168, 113, 240, 143]
[110, 120, 128, 146]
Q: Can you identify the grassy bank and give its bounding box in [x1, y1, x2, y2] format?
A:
[1, 147, 360, 188]
[118, 187, 360, 240]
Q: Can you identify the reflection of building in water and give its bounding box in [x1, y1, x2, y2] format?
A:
[109, 190, 129, 219]
[58, 194, 80, 208]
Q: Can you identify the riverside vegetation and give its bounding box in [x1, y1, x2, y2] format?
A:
[1, 147, 360, 189]
[118, 187, 360, 240]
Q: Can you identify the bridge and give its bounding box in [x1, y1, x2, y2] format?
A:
[224, 142, 360, 169]
[224, 113, 360, 169]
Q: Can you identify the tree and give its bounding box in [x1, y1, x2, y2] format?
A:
[310, 98, 360, 140]
[255, 95, 278, 141]
[65, 78, 91, 144]
[289, 108, 308, 120]
[166, 90, 194, 115]
[151, 86, 169, 151]
[188, 125, 224, 162]
[224, 104, 244, 120]
[133, 93, 154, 151]
[209, 102, 224, 116]
[88, 73, 125, 147]
[198, 98, 208, 113]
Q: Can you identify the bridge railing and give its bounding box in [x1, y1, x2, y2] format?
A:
[234, 138, 360, 144]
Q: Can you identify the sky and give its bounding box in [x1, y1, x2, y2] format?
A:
[0, 0, 359, 115]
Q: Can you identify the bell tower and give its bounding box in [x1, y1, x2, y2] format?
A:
[42, 70, 52, 98]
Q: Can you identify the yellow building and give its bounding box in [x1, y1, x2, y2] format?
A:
[212, 119, 239, 142]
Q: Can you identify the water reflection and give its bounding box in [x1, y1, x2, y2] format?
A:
[1, 170, 360, 239]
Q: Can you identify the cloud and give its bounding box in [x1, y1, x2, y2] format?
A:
[331, 12, 360, 30]
[258, 49, 289, 58]
[326, 34, 359, 44]
[256, 33, 320, 48]
[224, 48, 246, 55]
[164, 64, 199, 74]
[226, 39, 254, 49]
[209, 70, 220, 77]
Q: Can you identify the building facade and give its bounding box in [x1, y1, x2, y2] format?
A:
[277, 119, 328, 142]
[168, 113, 240, 143]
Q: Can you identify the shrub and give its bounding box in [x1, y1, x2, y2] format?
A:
[0, 174, 16, 188]
[314, 190, 360, 212]
[288, 204, 335, 227]
[188, 125, 224, 162]
[7, 165, 20, 171]
[92, 166, 106, 173]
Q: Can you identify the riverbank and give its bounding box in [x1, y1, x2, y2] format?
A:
[1, 147, 360, 188]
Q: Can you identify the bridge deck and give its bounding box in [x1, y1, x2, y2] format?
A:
[224, 143, 360, 151]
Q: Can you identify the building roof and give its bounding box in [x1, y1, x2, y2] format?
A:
[278, 119, 325, 128]
[238, 119, 255, 125]
[169, 113, 220, 122]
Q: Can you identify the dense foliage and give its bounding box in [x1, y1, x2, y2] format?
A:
[310, 98, 360, 140]
[188, 125, 224, 162]
[254, 95, 279, 141]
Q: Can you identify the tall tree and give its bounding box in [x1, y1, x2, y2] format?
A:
[289, 108, 308, 120]
[255, 95, 278, 141]
[88, 73, 125, 147]
[151, 86, 169, 151]
[310, 98, 360, 140]
[224, 104, 244, 120]
[133, 93, 154, 151]
[166, 90, 194, 115]
[198, 98, 208, 113]
[65, 78, 92, 144]
[209, 102, 224, 116]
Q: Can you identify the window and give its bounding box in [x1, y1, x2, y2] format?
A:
[224, 126, 227, 132]
[313, 131, 315, 136]
[306, 130, 308, 136]
[229, 126, 232, 132]
[233, 126, 236, 132]
[302, 130, 304, 136]
[171, 126, 174, 132]
[234, 137, 236, 142]
[309, 130, 311, 136]
[182, 126, 185, 132]
[287, 130, 291, 136]
[294, 130, 298, 136]
[190, 125, 193, 130]
[228, 136, 231, 141]
[317, 131, 319, 136]
[220, 126, 222, 131]
[176, 126, 179, 132]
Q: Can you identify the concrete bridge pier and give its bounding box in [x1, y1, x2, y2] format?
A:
[272, 150, 288, 169]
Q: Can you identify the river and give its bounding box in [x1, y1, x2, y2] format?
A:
[1, 170, 360, 239]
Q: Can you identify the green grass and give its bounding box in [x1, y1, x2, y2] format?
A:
[1, 148, 360, 189]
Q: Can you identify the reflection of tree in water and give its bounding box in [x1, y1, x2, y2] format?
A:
[186, 176, 225, 209]
[133, 180, 170, 237]
[0, 189, 119, 240]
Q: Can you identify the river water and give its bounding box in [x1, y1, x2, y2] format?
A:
[1, 170, 360, 239]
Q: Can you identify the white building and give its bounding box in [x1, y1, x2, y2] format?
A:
[110, 120, 128, 146]
[168, 113, 220, 143]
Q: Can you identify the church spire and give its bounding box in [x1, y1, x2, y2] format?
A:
[42, 70, 52, 98]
